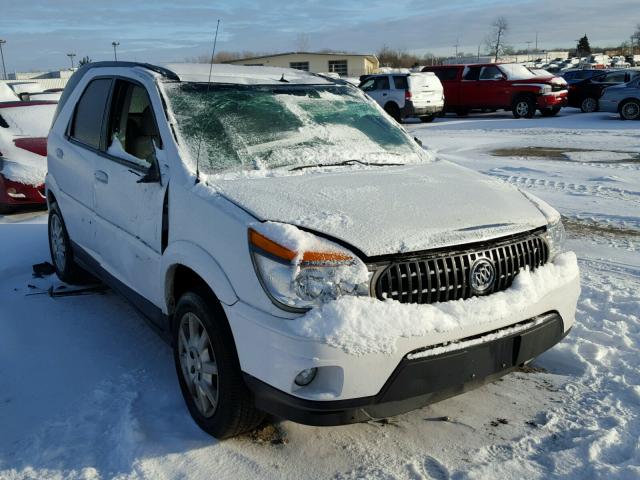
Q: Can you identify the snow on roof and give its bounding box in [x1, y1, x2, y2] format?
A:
[163, 63, 334, 86]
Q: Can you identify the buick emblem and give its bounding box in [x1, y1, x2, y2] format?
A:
[470, 258, 496, 294]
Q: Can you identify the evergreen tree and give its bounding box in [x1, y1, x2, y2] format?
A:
[576, 35, 591, 57]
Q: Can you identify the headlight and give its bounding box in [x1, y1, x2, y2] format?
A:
[540, 85, 552, 94]
[249, 225, 370, 311]
[545, 218, 566, 260]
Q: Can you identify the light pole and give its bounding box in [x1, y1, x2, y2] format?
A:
[0, 39, 7, 80]
[67, 53, 76, 69]
[112, 41, 120, 61]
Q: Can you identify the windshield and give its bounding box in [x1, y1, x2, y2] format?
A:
[162, 82, 427, 175]
[498, 64, 537, 80]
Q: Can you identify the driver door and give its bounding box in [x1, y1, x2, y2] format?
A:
[92, 78, 168, 318]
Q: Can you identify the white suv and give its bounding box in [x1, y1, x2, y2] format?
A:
[46, 62, 580, 439]
[359, 72, 444, 123]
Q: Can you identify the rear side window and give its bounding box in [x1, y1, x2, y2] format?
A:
[433, 68, 458, 82]
[463, 66, 482, 81]
[70, 78, 112, 149]
[392, 76, 408, 90]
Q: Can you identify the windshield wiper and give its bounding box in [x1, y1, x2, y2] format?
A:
[289, 159, 405, 172]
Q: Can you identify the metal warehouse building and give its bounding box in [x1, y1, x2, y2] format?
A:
[226, 52, 379, 78]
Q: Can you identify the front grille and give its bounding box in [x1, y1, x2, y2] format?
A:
[552, 83, 567, 92]
[374, 232, 548, 305]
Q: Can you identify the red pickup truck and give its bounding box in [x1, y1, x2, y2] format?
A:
[422, 63, 568, 118]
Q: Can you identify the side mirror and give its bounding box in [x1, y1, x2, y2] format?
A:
[137, 160, 161, 184]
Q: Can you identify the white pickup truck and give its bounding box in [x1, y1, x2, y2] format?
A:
[359, 72, 444, 123]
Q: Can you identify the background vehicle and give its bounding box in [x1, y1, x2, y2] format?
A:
[561, 68, 611, 84]
[358, 72, 444, 122]
[423, 63, 568, 118]
[46, 62, 578, 439]
[599, 75, 640, 120]
[0, 100, 56, 213]
[568, 69, 640, 112]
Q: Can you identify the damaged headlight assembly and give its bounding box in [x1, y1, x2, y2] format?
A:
[545, 218, 566, 260]
[248, 227, 370, 312]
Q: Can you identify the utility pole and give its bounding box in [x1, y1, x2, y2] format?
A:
[66, 53, 76, 69]
[477, 44, 481, 61]
[526, 41, 533, 61]
[0, 39, 7, 80]
[112, 41, 120, 61]
[454, 38, 459, 59]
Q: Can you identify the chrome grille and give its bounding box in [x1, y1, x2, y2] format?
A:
[374, 233, 548, 304]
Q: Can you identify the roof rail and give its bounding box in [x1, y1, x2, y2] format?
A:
[52, 61, 180, 125]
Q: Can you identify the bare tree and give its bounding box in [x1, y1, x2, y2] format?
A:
[485, 17, 509, 62]
[295, 33, 310, 52]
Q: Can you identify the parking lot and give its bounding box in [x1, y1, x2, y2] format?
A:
[1, 108, 638, 479]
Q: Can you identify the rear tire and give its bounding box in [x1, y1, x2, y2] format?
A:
[455, 108, 469, 117]
[173, 288, 264, 439]
[540, 106, 561, 117]
[619, 99, 640, 120]
[48, 203, 89, 284]
[512, 96, 536, 119]
[384, 103, 401, 123]
[580, 97, 598, 113]
[419, 115, 435, 123]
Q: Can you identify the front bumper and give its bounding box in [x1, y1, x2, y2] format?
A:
[226, 252, 580, 421]
[537, 91, 568, 108]
[243, 312, 567, 425]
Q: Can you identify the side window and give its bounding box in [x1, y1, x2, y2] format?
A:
[479, 66, 503, 80]
[360, 78, 375, 91]
[432, 68, 458, 82]
[463, 66, 482, 81]
[373, 76, 390, 90]
[106, 80, 161, 168]
[602, 72, 627, 83]
[70, 78, 112, 149]
[392, 76, 408, 90]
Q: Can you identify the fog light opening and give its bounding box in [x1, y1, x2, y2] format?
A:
[294, 367, 318, 387]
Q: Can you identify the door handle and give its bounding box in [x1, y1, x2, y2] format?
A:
[94, 170, 109, 184]
[382, 93, 388, 96]
[55, 148, 64, 159]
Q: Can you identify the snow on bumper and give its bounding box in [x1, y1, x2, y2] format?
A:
[227, 252, 580, 401]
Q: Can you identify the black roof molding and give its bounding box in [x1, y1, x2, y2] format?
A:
[52, 62, 179, 125]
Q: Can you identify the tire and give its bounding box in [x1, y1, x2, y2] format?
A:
[173, 288, 264, 439]
[540, 106, 561, 117]
[455, 108, 469, 117]
[0, 203, 12, 215]
[419, 115, 435, 123]
[384, 103, 401, 123]
[619, 99, 640, 120]
[580, 97, 598, 113]
[48, 202, 89, 284]
[512, 96, 536, 119]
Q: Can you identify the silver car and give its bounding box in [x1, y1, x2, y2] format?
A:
[599, 76, 640, 120]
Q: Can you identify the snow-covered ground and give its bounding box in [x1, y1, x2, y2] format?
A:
[1, 109, 638, 479]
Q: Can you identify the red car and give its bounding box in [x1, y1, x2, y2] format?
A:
[423, 63, 568, 118]
[0, 101, 57, 213]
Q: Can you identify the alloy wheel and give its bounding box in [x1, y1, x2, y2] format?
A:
[50, 214, 67, 272]
[515, 101, 530, 117]
[178, 312, 219, 417]
[621, 101, 640, 120]
[581, 97, 597, 113]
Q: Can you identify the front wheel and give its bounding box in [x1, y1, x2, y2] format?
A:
[512, 96, 536, 118]
[580, 97, 598, 113]
[173, 288, 264, 439]
[540, 106, 561, 117]
[48, 203, 88, 284]
[619, 99, 640, 120]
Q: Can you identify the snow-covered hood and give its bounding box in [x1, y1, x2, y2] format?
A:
[212, 161, 548, 256]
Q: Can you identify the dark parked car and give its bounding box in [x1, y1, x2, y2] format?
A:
[568, 69, 640, 112]
[561, 69, 610, 85]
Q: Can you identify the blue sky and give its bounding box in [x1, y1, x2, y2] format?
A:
[2, 0, 637, 72]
